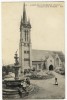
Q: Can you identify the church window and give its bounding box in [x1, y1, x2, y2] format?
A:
[24, 43, 26, 46]
[50, 60, 52, 62]
[25, 30, 26, 41]
[27, 31, 28, 41]
[38, 64, 41, 69]
[24, 58, 30, 61]
[27, 43, 29, 46]
[56, 58, 59, 66]
[24, 51, 26, 53]
[27, 51, 29, 54]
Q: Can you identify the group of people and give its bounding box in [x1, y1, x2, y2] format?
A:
[18, 77, 30, 97]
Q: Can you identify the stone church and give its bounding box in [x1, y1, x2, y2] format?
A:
[19, 4, 65, 72]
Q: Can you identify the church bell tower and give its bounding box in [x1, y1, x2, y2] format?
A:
[19, 3, 32, 73]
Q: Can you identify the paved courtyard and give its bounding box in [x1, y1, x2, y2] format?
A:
[24, 71, 65, 99]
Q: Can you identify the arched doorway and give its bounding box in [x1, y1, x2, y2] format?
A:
[49, 65, 53, 70]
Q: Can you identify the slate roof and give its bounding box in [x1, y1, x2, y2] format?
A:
[32, 49, 54, 61]
[32, 49, 65, 62]
[4, 50, 65, 66]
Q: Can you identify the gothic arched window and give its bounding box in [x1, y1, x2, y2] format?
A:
[56, 58, 59, 66]
[27, 30, 28, 41]
[25, 30, 26, 41]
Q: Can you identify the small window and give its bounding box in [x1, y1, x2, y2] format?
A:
[50, 60, 52, 62]
[24, 51, 26, 53]
[24, 43, 26, 46]
[24, 58, 30, 61]
[25, 30, 26, 41]
[27, 44, 29, 46]
[27, 32, 28, 41]
[39, 64, 41, 69]
[27, 51, 30, 54]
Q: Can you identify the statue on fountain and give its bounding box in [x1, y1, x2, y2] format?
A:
[14, 50, 20, 80]
[14, 50, 19, 65]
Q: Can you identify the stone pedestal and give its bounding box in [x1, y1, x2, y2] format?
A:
[14, 51, 20, 80]
[13, 65, 20, 80]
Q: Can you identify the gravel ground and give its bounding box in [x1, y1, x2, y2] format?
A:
[23, 71, 65, 99]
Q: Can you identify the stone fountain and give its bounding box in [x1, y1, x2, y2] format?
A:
[3, 51, 24, 98]
[3, 51, 34, 99]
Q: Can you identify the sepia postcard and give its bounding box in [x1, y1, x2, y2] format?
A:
[2, 1, 65, 99]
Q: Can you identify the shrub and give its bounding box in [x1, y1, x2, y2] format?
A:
[55, 67, 65, 75]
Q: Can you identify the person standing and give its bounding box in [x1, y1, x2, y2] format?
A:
[55, 77, 58, 85]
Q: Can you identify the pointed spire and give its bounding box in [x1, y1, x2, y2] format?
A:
[23, 3, 27, 23]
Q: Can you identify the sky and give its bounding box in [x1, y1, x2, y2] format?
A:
[2, 2, 64, 65]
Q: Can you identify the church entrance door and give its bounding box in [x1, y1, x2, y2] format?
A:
[49, 65, 53, 70]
